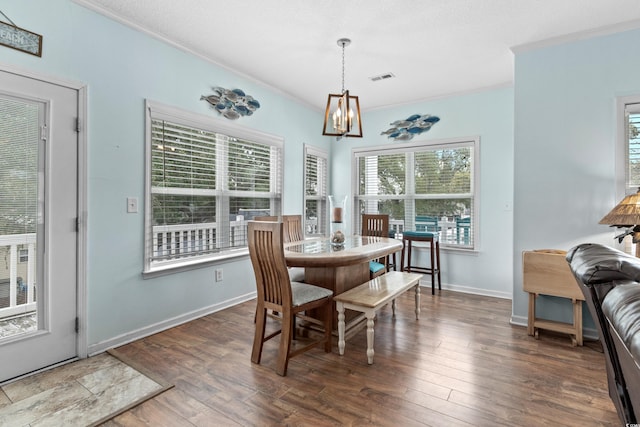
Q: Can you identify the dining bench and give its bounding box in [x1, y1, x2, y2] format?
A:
[334, 271, 423, 364]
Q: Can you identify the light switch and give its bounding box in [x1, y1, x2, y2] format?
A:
[127, 197, 138, 213]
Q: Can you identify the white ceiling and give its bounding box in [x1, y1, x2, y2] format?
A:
[77, 0, 640, 111]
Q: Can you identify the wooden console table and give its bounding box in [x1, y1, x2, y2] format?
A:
[522, 249, 585, 346]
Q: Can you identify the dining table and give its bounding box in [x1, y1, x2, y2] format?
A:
[284, 235, 402, 334]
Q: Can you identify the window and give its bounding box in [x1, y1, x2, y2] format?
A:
[303, 145, 328, 236]
[623, 98, 640, 193]
[353, 137, 478, 249]
[18, 248, 28, 263]
[144, 101, 283, 274]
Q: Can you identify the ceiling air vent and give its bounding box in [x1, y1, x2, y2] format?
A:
[369, 72, 395, 82]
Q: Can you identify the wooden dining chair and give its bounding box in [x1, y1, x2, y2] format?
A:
[362, 214, 396, 278]
[253, 215, 305, 282]
[254, 215, 277, 222]
[248, 221, 333, 376]
[282, 214, 304, 243]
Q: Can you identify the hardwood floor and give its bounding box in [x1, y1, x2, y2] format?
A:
[103, 290, 619, 426]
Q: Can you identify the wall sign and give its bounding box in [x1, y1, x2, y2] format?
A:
[0, 21, 42, 57]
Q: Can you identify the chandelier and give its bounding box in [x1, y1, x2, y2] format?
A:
[322, 38, 363, 138]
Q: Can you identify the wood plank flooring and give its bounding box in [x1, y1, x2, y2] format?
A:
[103, 290, 619, 426]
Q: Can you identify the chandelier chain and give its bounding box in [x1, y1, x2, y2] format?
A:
[341, 42, 345, 93]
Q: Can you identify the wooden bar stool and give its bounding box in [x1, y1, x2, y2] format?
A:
[400, 231, 441, 295]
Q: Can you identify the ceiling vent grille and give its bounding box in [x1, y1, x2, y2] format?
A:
[369, 72, 395, 82]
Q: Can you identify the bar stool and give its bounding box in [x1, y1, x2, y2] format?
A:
[400, 231, 441, 295]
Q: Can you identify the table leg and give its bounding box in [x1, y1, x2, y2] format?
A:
[337, 302, 346, 355]
[414, 284, 421, 319]
[365, 309, 375, 364]
[573, 298, 583, 347]
[392, 299, 396, 317]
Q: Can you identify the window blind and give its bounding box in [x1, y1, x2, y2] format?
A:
[304, 145, 328, 236]
[145, 102, 283, 272]
[0, 96, 39, 237]
[626, 103, 640, 190]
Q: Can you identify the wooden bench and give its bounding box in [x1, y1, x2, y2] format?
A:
[334, 271, 423, 364]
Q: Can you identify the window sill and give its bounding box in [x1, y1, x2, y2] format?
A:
[142, 248, 249, 279]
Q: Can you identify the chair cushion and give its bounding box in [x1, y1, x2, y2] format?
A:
[403, 231, 438, 238]
[369, 261, 386, 274]
[291, 282, 333, 307]
[288, 267, 305, 283]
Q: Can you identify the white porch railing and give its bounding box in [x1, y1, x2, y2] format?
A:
[0, 233, 37, 319]
[150, 217, 469, 261]
[152, 220, 248, 260]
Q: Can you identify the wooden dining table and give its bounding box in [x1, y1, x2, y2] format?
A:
[284, 235, 402, 333]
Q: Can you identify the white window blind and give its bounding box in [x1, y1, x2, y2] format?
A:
[145, 101, 283, 274]
[625, 102, 640, 191]
[0, 96, 39, 237]
[304, 145, 328, 236]
[354, 138, 477, 248]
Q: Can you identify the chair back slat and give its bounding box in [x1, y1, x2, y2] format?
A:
[362, 214, 390, 237]
[248, 221, 292, 308]
[283, 215, 304, 243]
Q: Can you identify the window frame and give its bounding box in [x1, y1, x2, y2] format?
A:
[618, 95, 640, 196]
[303, 144, 329, 237]
[143, 100, 283, 276]
[351, 136, 479, 250]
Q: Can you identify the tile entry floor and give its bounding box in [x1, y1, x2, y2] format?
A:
[0, 352, 168, 426]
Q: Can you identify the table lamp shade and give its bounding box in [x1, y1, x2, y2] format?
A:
[600, 189, 640, 256]
[599, 189, 640, 227]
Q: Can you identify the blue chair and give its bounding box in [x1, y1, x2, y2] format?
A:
[415, 216, 439, 232]
[456, 217, 471, 245]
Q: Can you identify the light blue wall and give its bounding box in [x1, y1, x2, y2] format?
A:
[513, 28, 640, 327]
[0, 0, 329, 351]
[331, 86, 515, 298]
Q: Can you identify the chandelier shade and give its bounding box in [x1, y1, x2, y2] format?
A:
[322, 38, 363, 138]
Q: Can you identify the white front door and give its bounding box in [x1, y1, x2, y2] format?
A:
[0, 69, 80, 382]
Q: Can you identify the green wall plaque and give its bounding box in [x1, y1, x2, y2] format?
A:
[0, 21, 42, 57]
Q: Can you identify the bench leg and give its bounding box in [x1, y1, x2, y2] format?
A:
[365, 309, 376, 364]
[337, 302, 346, 355]
[414, 284, 421, 319]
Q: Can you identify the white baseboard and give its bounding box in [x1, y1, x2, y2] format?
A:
[419, 279, 512, 300]
[87, 291, 256, 356]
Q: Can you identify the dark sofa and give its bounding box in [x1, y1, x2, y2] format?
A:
[566, 243, 640, 425]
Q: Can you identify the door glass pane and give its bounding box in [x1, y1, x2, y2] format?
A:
[0, 95, 40, 340]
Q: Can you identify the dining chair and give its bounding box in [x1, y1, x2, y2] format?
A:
[254, 215, 305, 282]
[248, 221, 333, 376]
[282, 214, 304, 243]
[361, 214, 396, 278]
[254, 215, 277, 222]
